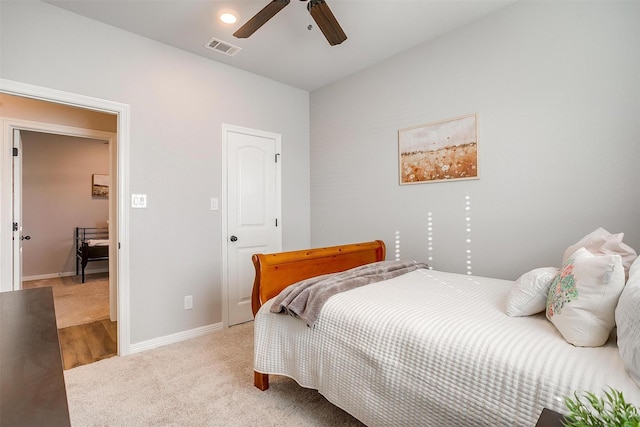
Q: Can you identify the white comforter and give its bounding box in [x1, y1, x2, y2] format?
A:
[254, 268, 640, 426]
[87, 239, 109, 247]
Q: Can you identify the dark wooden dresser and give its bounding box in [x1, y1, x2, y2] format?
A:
[535, 408, 566, 427]
[0, 287, 70, 426]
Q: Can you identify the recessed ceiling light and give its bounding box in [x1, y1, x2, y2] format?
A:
[218, 9, 238, 25]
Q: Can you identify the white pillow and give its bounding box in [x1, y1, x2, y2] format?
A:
[615, 256, 640, 387]
[563, 227, 637, 280]
[546, 247, 625, 347]
[506, 267, 559, 317]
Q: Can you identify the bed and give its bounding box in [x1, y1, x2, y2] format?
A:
[251, 240, 640, 426]
[75, 227, 109, 283]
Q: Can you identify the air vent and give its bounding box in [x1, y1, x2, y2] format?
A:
[205, 37, 242, 57]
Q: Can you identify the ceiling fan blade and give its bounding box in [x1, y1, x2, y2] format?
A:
[233, 0, 291, 39]
[308, 0, 347, 46]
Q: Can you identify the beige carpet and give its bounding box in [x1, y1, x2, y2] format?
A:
[23, 273, 110, 329]
[64, 322, 364, 426]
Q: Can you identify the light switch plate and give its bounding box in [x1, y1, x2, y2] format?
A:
[210, 198, 219, 211]
[131, 194, 147, 208]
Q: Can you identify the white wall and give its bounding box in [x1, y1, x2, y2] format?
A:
[21, 131, 109, 278]
[0, 1, 310, 343]
[310, 1, 640, 280]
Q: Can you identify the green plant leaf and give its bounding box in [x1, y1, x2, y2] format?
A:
[563, 388, 640, 427]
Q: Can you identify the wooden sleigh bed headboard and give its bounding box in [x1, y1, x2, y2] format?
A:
[251, 240, 386, 316]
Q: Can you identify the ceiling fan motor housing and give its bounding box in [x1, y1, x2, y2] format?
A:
[234, 0, 346, 46]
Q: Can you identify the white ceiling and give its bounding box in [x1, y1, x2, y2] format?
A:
[44, 0, 515, 92]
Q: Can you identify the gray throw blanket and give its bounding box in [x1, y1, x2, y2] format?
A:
[270, 260, 429, 327]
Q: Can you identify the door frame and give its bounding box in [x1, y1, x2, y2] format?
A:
[7, 121, 116, 311]
[0, 78, 132, 356]
[221, 123, 282, 327]
[12, 129, 22, 290]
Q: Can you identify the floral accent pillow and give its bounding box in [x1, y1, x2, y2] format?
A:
[546, 262, 578, 318]
[546, 247, 625, 347]
[506, 267, 559, 317]
[615, 256, 640, 387]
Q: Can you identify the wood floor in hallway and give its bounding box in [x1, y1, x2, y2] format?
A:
[23, 272, 117, 369]
[58, 319, 117, 370]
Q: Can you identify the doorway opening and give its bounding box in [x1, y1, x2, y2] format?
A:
[0, 79, 131, 357]
[18, 130, 116, 368]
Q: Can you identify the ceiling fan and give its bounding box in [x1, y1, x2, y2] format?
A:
[233, 0, 347, 46]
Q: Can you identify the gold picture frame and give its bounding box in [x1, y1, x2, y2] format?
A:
[399, 114, 478, 185]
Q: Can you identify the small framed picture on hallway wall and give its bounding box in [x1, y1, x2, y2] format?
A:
[92, 174, 109, 198]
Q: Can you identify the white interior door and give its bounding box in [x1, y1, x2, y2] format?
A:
[225, 125, 281, 326]
[12, 129, 23, 290]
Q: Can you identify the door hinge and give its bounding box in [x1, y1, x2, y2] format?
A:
[275, 218, 278, 227]
[275, 153, 280, 163]
[12, 147, 18, 157]
[12, 222, 18, 231]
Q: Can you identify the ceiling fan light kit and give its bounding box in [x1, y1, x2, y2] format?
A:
[233, 0, 347, 46]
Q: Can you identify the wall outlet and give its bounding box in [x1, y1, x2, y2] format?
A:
[184, 295, 193, 310]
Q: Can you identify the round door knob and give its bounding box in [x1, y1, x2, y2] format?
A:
[230, 235, 238, 242]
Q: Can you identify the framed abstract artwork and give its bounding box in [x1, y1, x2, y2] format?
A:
[399, 114, 478, 184]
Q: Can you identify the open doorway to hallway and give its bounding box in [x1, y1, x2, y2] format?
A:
[1, 90, 122, 366]
[17, 130, 115, 369]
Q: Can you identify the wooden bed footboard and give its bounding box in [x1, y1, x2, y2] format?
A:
[251, 240, 386, 390]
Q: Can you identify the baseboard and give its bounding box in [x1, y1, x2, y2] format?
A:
[128, 322, 224, 354]
[22, 267, 109, 282]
